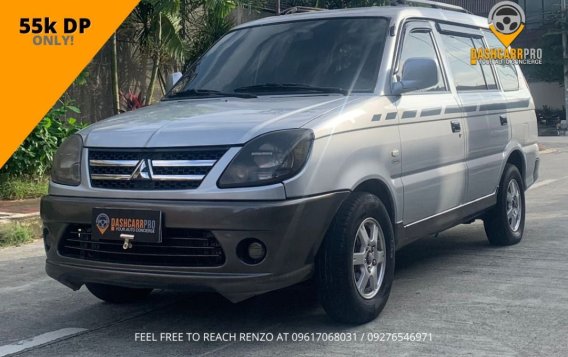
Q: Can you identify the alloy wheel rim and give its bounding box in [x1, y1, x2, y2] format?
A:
[352, 217, 386, 299]
[506, 179, 522, 232]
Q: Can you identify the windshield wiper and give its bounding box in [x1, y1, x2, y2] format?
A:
[234, 83, 348, 96]
[167, 89, 257, 99]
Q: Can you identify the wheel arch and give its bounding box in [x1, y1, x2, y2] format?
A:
[353, 179, 397, 226]
[505, 149, 526, 187]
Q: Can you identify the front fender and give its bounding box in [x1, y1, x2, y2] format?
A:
[284, 127, 403, 222]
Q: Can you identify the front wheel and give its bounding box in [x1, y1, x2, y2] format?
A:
[316, 192, 395, 324]
[86, 283, 153, 304]
[484, 164, 525, 246]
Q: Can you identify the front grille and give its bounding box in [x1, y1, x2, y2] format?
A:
[59, 225, 225, 267]
[88, 148, 228, 190]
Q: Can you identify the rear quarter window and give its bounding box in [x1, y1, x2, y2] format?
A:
[483, 31, 520, 92]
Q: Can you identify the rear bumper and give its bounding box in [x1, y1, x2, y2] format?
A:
[41, 192, 348, 302]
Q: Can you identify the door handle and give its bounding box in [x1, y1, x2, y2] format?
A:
[451, 121, 461, 133]
[500, 115, 508, 126]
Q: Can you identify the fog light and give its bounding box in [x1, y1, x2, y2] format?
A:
[237, 238, 267, 265]
[248, 242, 266, 261]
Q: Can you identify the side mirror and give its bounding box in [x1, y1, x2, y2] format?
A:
[166, 72, 183, 92]
[392, 58, 439, 95]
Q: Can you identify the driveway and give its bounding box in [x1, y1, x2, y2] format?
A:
[1, 139, 567, 356]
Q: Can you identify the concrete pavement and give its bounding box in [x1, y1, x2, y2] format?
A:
[1, 139, 567, 356]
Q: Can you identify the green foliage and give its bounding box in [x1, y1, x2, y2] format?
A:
[0, 177, 49, 200]
[130, 0, 187, 103]
[0, 222, 37, 248]
[0, 102, 86, 179]
[134, 0, 187, 63]
[74, 69, 90, 87]
[183, 0, 264, 66]
[185, 3, 234, 65]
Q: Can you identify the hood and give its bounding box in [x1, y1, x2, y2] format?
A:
[82, 95, 354, 148]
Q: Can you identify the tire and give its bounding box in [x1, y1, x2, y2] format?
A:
[484, 164, 525, 246]
[316, 192, 395, 324]
[86, 283, 153, 304]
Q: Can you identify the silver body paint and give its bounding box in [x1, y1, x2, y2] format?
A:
[43, 6, 539, 300]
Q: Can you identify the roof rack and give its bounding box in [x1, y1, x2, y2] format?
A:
[392, 0, 472, 14]
[280, 6, 325, 15]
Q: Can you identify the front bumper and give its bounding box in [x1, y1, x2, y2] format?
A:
[41, 192, 348, 302]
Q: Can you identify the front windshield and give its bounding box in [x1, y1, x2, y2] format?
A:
[167, 17, 389, 98]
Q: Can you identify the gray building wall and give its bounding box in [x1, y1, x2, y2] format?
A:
[436, 0, 564, 109]
[433, 0, 500, 16]
[436, 0, 562, 28]
[517, 0, 561, 29]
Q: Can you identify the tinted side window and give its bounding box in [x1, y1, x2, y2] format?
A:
[398, 29, 446, 92]
[440, 34, 491, 91]
[472, 37, 498, 90]
[484, 31, 520, 91]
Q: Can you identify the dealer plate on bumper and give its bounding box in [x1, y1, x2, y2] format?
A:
[92, 208, 162, 243]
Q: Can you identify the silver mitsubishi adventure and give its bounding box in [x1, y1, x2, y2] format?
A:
[42, 2, 540, 324]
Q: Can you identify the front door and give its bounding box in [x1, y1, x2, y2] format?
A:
[394, 21, 467, 224]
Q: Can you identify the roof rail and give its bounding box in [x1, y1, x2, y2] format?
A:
[392, 0, 472, 14]
[280, 6, 325, 15]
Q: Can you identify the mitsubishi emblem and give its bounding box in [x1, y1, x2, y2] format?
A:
[131, 159, 152, 180]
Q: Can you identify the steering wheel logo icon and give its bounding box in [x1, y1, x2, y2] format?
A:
[488, 1, 526, 47]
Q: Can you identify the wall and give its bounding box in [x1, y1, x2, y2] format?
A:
[517, 0, 561, 29]
[63, 27, 157, 123]
[435, 0, 500, 16]
[529, 81, 565, 109]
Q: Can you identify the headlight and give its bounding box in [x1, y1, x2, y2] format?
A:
[218, 129, 314, 188]
[51, 134, 83, 186]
